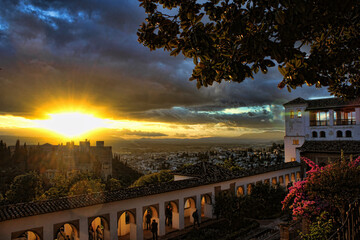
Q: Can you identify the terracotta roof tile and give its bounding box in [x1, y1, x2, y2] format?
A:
[298, 140, 360, 153]
[283, 97, 360, 110]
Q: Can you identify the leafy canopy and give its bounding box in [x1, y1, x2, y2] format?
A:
[131, 170, 173, 187]
[138, 0, 360, 98]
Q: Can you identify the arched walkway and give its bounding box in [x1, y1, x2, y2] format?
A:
[55, 223, 79, 240]
[201, 194, 212, 219]
[165, 201, 179, 232]
[184, 197, 196, 227]
[143, 206, 159, 239]
[12, 230, 41, 240]
[89, 216, 110, 240]
[118, 211, 136, 240]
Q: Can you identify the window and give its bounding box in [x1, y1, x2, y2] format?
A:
[290, 111, 294, 119]
[291, 158, 296, 162]
[336, 131, 343, 138]
[312, 131, 318, 138]
[297, 110, 302, 118]
[320, 131, 326, 138]
[310, 111, 329, 126]
[334, 109, 356, 125]
[293, 139, 299, 145]
[346, 130, 352, 138]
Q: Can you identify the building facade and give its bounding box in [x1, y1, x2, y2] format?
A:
[284, 97, 360, 163]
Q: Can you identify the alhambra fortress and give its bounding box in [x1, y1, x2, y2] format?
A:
[1, 97, 360, 240]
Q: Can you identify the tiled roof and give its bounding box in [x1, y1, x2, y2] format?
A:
[306, 98, 360, 110]
[283, 97, 307, 106]
[0, 162, 300, 222]
[283, 97, 360, 110]
[298, 141, 360, 153]
[172, 162, 236, 181]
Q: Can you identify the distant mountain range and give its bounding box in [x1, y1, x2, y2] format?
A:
[0, 130, 284, 152]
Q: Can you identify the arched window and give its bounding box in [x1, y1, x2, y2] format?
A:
[312, 131, 318, 138]
[320, 131, 326, 138]
[336, 131, 343, 138]
[346, 130, 352, 138]
[290, 111, 294, 119]
[297, 110, 302, 118]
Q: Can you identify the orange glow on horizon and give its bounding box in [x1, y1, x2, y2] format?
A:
[33, 112, 108, 138]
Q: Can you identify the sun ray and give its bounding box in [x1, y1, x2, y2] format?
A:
[33, 112, 108, 138]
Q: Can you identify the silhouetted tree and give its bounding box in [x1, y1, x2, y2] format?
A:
[138, 0, 360, 98]
[5, 171, 43, 204]
[131, 170, 173, 187]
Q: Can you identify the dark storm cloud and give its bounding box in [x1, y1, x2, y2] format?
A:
[0, 0, 330, 130]
[137, 105, 284, 130]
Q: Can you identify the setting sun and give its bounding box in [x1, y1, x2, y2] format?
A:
[34, 112, 108, 138]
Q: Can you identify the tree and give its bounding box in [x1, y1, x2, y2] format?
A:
[5, 172, 43, 203]
[282, 156, 360, 226]
[68, 179, 105, 196]
[243, 182, 286, 219]
[105, 178, 123, 191]
[213, 192, 244, 228]
[300, 212, 334, 240]
[138, 0, 360, 98]
[112, 157, 143, 187]
[41, 174, 70, 200]
[131, 170, 173, 187]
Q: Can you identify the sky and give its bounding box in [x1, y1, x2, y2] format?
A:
[0, 0, 330, 142]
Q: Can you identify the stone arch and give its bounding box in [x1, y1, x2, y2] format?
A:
[54, 223, 79, 240]
[312, 131, 318, 138]
[89, 216, 110, 240]
[346, 130, 352, 137]
[247, 183, 253, 195]
[143, 205, 159, 231]
[279, 176, 284, 186]
[272, 177, 277, 186]
[201, 194, 213, 219]
[320, 131, 326, 138]
[184, 197, 197, 227]
[184, 197, 196, 209]
[201, 194, 212, 205]
[118, 210, 136, 239]
[336, 130, 343, 138]
[291, 173, 296, 182]
[236, 186, 244, 197]
[168, 201, 178, 213]
[165, 200, 179, 231]
[12, 230, 41, 240]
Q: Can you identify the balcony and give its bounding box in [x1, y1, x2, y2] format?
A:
[310, 120, 328, 126]
[334, 119, 356, 125]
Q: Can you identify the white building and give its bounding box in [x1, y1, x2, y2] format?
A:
[284, 97, 360, 164]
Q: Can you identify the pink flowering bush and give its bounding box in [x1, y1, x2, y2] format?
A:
[282, 156, 360, 224]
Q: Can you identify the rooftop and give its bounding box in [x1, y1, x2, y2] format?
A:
[0, 162, 300, 222]
[298, 140, 360, 153]
[283, 97, 360, 110]
[172, 162, 236, 181]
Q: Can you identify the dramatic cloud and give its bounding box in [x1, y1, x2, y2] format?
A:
[117, 129, 167, 137]
[0, 0, 330, 137]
